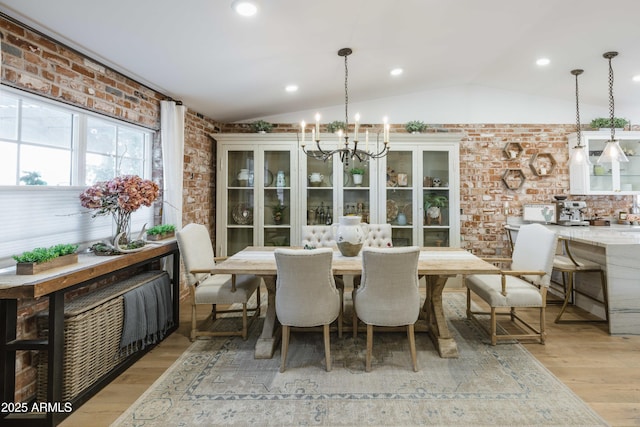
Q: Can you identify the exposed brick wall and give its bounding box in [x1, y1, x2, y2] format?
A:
[1, 15, 221, 402]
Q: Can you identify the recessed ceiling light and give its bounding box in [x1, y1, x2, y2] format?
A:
[536, 58, 550, 66]
[633, 75, 640, 82]
[285, 85, 298, 93]
[390, 68, 403, 76]
[231, 0, 258, 17]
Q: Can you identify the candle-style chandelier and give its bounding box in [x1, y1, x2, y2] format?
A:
[300, 48, 389, 166]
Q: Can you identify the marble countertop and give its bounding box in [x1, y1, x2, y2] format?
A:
[506, 222, 640, 247]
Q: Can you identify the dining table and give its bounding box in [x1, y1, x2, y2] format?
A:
[212, 246, 500, 359]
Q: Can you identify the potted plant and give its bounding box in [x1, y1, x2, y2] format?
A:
[405, 120, 427, 133]
[19, 171, 47, 185]
[590, 117, 628, 130]
[146, 224, 176, 241]
[327, 120, 346, 134]
[349, 167, 365, 186]
[14, 243, 79, 275]
[250, 120, 273, 133]
[424, 193, 448, 225]
[271, 202, 287, 225]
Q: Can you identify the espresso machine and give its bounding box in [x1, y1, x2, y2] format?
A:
[556, 200, 589, 226]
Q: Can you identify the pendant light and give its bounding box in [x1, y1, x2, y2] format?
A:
[597, 51, 628, 164]
[569, 69, 591, 167]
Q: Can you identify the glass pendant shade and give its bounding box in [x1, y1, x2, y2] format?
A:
[597, 140, 628, 163]
[569, 144, 591, 167]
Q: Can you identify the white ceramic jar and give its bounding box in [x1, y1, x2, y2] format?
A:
[332, 216, 368, 257]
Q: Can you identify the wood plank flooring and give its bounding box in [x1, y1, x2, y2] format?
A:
[60, 290, 640, 427]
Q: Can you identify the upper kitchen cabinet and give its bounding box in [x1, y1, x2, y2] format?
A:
[569, 131, 640, 195]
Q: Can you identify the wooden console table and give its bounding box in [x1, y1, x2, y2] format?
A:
[0, 240, 180, 427]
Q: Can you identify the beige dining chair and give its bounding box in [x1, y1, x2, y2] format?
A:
[275, 248, 341, 372]
[465, 223, 558, 345]
[300, 225, 343, 337]
[352, 246, 421, 372]
[352, 223, 394, 337]
[176, 223, 261, 341]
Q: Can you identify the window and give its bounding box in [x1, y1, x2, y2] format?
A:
[0, 87, 156, 267]
[0, 87, 153, 186]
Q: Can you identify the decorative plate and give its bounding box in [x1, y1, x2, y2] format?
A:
[264, 169, 274, 187]
[232, 204, 253, 225]
[329, 171, 350, 186]
[403, 203, 413, 225]
[386, 199, 398, 222]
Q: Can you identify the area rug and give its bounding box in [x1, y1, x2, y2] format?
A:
[112, 292, 608, 426]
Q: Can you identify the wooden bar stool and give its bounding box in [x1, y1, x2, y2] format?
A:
[553, 237, 609, 324]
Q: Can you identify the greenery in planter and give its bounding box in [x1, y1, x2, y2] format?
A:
[424, 193, 448, 209]
[327, 120, 346, 133]
[19, 171, 47, 185]
[146, 224, 176, 236]
[405, 120, 427, 133]
[13, 243, 79, 264]
[349, 167, 365, 175]
[590, 117, 628, 129]
[250, 120, 273, 133]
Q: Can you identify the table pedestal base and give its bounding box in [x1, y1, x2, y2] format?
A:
[254, 275, 280, 359]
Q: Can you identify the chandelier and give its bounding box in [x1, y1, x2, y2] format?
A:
[300, 48, 389, 165]
[597, 51, 628, 164]
[569, 69, 590, 167]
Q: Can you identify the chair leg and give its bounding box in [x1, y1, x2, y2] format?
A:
[466, 287, 472, 319]
[242, 303, 248, 340]
[407, 324, 418, 372]
[555, 271, 575, 323]
[338, 291, 343, 338]
[540, 306, 546, 345]
[256, 285, 261, 316]
[490, 307, 497, 346]
[280, 325, 290, 373]
[190, 303, 197, 341]
[365, 324, 373, 372]
[323, 324, 332, 372]
[352, 291, 358, 338]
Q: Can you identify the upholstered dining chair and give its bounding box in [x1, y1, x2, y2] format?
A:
[465, 223, 558, 345]
[176, 223, 261, 341]
[352, 246, 421, 372]
[275, 248, 341, 372]
[300, 225, 343, 337]
[351, 223, 394, 337]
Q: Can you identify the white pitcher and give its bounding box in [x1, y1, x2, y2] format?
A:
[332, 216, 368, 257]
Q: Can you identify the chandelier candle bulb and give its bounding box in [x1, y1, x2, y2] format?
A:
[300, 121, 305, 146]
[365, 130, 369, 152]
[315, 113, 320, 138]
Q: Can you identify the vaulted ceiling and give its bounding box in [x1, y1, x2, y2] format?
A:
[2, 0, 640, 123]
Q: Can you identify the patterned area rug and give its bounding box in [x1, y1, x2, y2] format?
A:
[112, 292, 608, 426]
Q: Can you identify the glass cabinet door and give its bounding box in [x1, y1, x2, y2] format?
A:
[588, 138, 615, 192]
[423, 150, 450, 247]
[226, 150, 255, 255]
[305, 152, 335, 226]
[385, 149, 415, 246]
[343, 157, 372, 223]
[263, 150, 292, 247]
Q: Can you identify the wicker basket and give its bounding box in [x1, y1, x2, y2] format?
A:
[36, 271, 169, 402]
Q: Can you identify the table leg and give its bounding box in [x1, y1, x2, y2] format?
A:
[422, 275, 458, 358]
[254, 275, 280, 359]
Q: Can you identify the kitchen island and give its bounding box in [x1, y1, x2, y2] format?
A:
[506, 222, 640, 335]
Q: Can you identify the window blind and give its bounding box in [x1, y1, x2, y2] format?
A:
[0, 186, 154, 268]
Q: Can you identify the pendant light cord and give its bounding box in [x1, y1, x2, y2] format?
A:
[572, 69, 583, 144]
[604, 51, 618, 141]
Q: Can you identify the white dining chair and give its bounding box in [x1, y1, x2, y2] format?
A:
[465, 223, 558, 345]
[176, 223, 261, 341]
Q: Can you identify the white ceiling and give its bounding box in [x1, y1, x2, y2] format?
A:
[2, 0, 640, 124]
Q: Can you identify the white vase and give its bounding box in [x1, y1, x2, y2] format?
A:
[352, 173, 363, 186]
[237, 169, 249, 186]
[332, 216, 368, 257]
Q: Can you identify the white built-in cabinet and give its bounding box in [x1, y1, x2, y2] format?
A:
[569, 131, 640, 195]
[215, 133, 461, 256]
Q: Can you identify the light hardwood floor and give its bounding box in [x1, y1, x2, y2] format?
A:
[60, 290, 640, 427]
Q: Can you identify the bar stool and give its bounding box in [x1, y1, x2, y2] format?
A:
[553, 237, 609, 324]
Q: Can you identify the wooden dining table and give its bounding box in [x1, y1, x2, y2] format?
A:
[212, 246, 499, 359]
